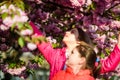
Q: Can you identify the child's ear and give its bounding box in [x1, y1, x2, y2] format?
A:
[79, 57, 86, 64]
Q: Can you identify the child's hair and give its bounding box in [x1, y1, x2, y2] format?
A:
[75, 41, 100, 77]
[67, 27, 93, 46]
[77, 28, 93, 46]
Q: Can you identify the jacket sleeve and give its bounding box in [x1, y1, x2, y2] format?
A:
[37, 42, 66, 65]
[30, 21, 66, 66]
[100, 45, 120, 73]
[29, 21, 43, 36]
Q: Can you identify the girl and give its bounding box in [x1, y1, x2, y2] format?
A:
[30, 21, 120, 80]
[52, 42, 96, 80]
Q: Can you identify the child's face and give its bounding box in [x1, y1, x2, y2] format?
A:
[63, 28, 79, 43]
[66, 48, 84, 66]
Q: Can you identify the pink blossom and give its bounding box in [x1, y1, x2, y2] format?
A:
[35, 0, 42, 4]
[95, 34, 107, 49]
[3, 15, 28, 27]
[110, 20, 120, 28]
[99, 25, 110, 31]
[20, 29, 33, 36]
[74, 13, 83, 21]
[3, 17, 15, 27]
[70, 0, 86, 7]
[109, 38, 117, 44]
[112, 7, 120, 13]
[107, 32, 114, 37]
[0, 5, 8, 13]
[7, 66, 26, 75]
[86, 0, 92, 6]
[2, 4, 28, 27]
[96, 34, 106, 43]
[8, 4, 16, 14]
[0, 24, 10, 31]
[88, 25, 98, 32]
[27, 43, 37, 51]
[14, 15, 28, 23]
[13, 9, 28, 23]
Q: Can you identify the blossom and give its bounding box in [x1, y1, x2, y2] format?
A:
[70, 0, 86, 7]
[85, 0, 92, 6]
[13, 15, 28, 23]
[8, 4, 17, 14]
[110, 20, 120, 28]
[95, 34, 107, 49]
[7, 66, 26, 75]
[0, 4, 8, 13]
[88, 25, 98, 32]
[0, 24, 9, 31]
[2, 4, 28, 27]
[3, 16, 15, 27]
[20, 29, 33, 36]
[99, 25, 110, 31]
[27, 43, 37, 51]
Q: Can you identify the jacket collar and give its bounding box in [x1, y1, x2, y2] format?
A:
[66, 67, 91, 76]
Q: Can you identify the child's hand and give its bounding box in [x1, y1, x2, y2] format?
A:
[31, 34, 47, 45]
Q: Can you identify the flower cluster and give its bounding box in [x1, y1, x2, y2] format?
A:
[0, 4, 28, 30]
[0, 1, 45, 79]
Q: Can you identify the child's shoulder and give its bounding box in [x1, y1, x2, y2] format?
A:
[55, 70, 66, 77]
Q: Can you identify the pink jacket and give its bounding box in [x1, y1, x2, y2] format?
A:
[30, 21, 120, 80]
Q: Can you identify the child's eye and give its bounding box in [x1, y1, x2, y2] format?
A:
[71, 51, 74, 54]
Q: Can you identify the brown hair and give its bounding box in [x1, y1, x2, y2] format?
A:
[75, 41, 97, 76]
[77, 28, 102, 78]
[77, 28, 93, 46]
